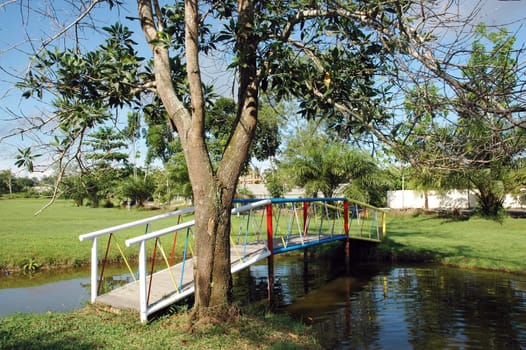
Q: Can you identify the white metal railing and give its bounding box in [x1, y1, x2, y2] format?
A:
[124, 199, 270, 322]
[79, 199, 271, 322]
[79, 206, 195, 305]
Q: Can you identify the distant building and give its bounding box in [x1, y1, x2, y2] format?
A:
[387, 189, 526, 209]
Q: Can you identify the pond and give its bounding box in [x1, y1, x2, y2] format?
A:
[0, 265, 130, 315]
[271, 259, 526, 349]
[234, 255, 526, 349]
[1, 256, 525, 349]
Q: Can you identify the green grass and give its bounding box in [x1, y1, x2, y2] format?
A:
[0, 305, 319, 349]
[378, 212, 526, 274]
[0, 198, 181, 271]
[2, 198, 525, 275]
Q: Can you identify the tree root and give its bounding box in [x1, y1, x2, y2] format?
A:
[187, 304, 242, 331]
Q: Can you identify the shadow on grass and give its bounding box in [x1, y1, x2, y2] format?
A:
[376, 236, 477, 265]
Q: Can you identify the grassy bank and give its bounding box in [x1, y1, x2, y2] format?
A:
[0, 199, 319, 349]
[378, 211, 526, 274]
[0, 198, 175, 271]
[0, 305, 319, 349]
[2, 198, 526, 275]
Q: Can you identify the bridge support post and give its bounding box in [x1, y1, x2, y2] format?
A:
[266, 203, 275, 304]
[267, 254, 274, 304]
[303, 248, 309, 294]
[345, 238, 351, 273]
[344, 200, 350, 272]
[90, 237, 98, 303]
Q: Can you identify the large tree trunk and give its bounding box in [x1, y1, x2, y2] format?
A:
[138, 0, 258, 318]
[192, 182, 235, 312]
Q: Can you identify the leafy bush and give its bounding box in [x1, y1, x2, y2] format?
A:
[118, 176, 155, 207]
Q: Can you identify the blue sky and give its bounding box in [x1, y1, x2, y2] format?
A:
[0, 0, 525, 177]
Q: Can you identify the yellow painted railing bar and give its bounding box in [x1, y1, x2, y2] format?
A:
[230, 236, 244, 263]
[188, 230, 195, 257]
[281, 236, 287, 248]
[346, 198, 388, 213]
[114, 238, 137, 282]
[294, 204, 302, 236]
[156, 239, 180, 293]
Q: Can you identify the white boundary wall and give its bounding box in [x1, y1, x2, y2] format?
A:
[387, 190, 525, 209]
[241, 183, 306, 198]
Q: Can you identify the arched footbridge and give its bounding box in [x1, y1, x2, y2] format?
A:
[79, 197, 387, 322]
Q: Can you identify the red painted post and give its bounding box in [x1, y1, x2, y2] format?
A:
[343, 200, 350, 272]
[98, 232, 113, 295]
[147, 238, 159, 305]
[343, 200, 349, 237]
[266, 203, 274, 304]
[169, 215, 182, 265]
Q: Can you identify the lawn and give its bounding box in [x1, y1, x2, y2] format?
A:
[0, 305, 318, 350]
[0, 198, 179, 271]
[379, 211, 526, 274]
[0, 198, 351, 272]
[1, 198, 525, 275]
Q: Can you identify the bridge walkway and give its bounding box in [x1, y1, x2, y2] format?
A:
[95, 242, 269, 313]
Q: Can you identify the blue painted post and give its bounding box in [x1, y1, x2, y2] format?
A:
[302, 201, 309, 236]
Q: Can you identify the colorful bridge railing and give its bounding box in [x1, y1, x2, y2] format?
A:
[78, 206, 196, 304]
[347, 199, 387, 241]
[233, 197, 387, 247]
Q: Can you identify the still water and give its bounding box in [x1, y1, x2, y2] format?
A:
[0, 265, 129, 315]
[1, 257, 525, 349]
[234, 256, 526, 349]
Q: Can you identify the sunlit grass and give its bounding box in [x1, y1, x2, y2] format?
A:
[2, 198, 524, 275]
[379, 212, 526, 274]
[0, 305, 318, 350]
[0, 198, 180, 270]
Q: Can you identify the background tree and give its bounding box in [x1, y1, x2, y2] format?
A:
[342, 157, 393, 207]
[0, 170, 14, 195]
[123, 111, 144, 178]
[280, 121, 388, 203]
[455, 25, 526, 217]
[61, 175, 89, 207]
[398, 25, 526, 217]
[118, 175, 155, 207]
[76, 126, 131, 207]
[164, 148, 192, 202]
[264, 168, 286, 198]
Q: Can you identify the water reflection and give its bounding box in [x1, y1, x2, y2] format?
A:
[0, 266, 133, 316]
[279, 263, 526, 349]
[0, 277, 90, 315]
